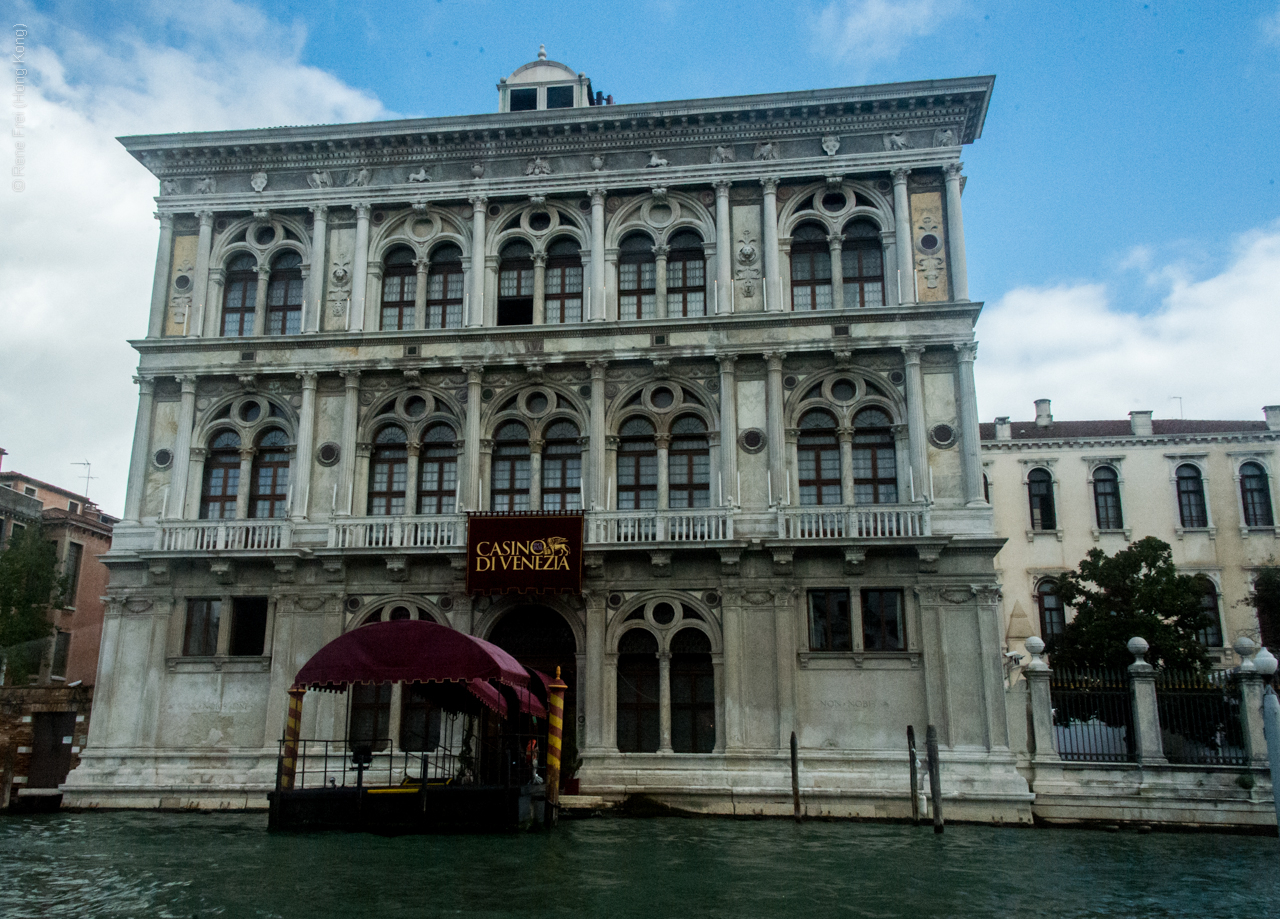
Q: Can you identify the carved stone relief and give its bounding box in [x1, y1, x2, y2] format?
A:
[821, 134, 841, 156]
[194, 176, 216, 194]
[407, 166, 431, 183]
[345, 167, 372, 187]
[250, 171, 268, 192]
[307, 170, 333, 189]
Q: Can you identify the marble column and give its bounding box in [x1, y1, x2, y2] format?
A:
[658, 652, 673, 753]
[943, 163, 969, 302]
[185, 449, 207, 520]
[123, 375, 156, 522]
[763, 352, 786, 504]
[168, 375, 198, 519]
[955, 343, 985, 505]
[413, 256, 429, 330]
[252, 265, 270, 337]
[528, 437, 544, 510]
[347, 204, 372, 332]
[235, 447, 255, 519]
[337, 371, 360, 515]
[589, 360, 607, 508]
[891, 168, 914, 306]
[292, 371, 318, 520]
[463, 364, 483, 511]
[655, 433, 671, 510]
[589, 188, 607, 321]
[837, 427, 855, 506]
[365, 263, 384, 332]
[478, 439, 494, 510]
[405, 444, 421, 515]
[354, 445, 372, 515]
[828, 234, 845, 310]
[467, 197, 487, 328]
[717, 355, 738, 505]
[902, 347, 928, 503]
[583, 592, 607, 750]
[532, 253, 547, 326]
[205, 269, 225, 338]
[188, 210, 214, 338]
[761, 178, 783, 312]
[148, 213, 175, 338]
[307, 205, 328, 332]
[653, 244, 669, 320]
[714, 181, 732, 314]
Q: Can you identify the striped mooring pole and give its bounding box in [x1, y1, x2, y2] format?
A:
[279, 688, 306, 790]
[545, 667, 568, 825]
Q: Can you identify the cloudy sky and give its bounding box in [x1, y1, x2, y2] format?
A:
[2, 0, 1278, 515]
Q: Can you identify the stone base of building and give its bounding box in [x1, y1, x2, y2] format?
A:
[61, 748, 277, 811]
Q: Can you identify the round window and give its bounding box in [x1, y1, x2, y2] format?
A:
[317, 442, 341, 466]
[345, 596, 362, 611]
[215, 218, 230, 232]
[919, 233, 940, 252]
[526, 392, 549, 414]
[254, 226, 275, 246]
[738, 429, 767, 454]
[239, 401, 261, 422]
[783, 374, 799, 390]
[650, 387, 674, 409]
[889, 371, 905, 385]
[529, 211, 552, 231]
[579, 384, 592, 397]
[438, 596, 454, 610]
[929, 423, 957, 448]
[487, 204, 502, 217]
[404, 395, 428, 418]
[647, 204, 672, 225]
[389, 606, 412, 621]
[704, 591, 721, 607]
[831, 379, 857, 402]
[481, 388, 495, 402]
[152, 448, 173, 469]
[578, 198, 592, 212]
[652, 602, 677, 625]
[173, 275, 191, 291]
[608, 592, 624, 608]
[372, 211, 385, 225]
[821, 191, 847, 212]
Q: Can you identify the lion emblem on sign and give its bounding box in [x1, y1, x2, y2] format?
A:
[531, 537, 570, 557]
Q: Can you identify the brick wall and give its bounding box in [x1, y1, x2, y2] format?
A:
[0, 685, 93, 809]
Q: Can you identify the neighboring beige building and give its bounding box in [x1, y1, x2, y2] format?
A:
[982, 400, 1280, 665]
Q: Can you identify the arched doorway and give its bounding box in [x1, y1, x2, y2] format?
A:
[486, 605, 579, 789]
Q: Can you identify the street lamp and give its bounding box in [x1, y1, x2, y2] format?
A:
[1252, 646, 1280, 832]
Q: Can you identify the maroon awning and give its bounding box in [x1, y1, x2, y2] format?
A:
[466, 679, 509, 717]
[292, 620, 530, 692]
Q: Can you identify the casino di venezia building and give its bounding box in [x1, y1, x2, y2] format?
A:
[65, 51, 1029, 820]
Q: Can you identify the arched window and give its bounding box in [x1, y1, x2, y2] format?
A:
[1028, 468, 1056, 531]
[668, 415, 710, 508]
[841, 218, 884, 308]
[852, 407, 897, 504]
[545, 238, 584, 324]
[497, 240, 534, 326]
[426, 244, 464, 329]
[221, 253, 257, 337]
[368, 426, 408, 516]
[1176, 464, 1208, 528]
[418, 423, 457, 514]
[616, 628, 659, 753]
[380, 245, 417, 331]
[1197, 580, 1223, 648]
[541, 420, 582, 511]
[790, 223, 832, 311]
[1093, 465, 1123, 530]
[666, 231, 706, 318]
[617, 417, 657, 509]
[1036, 580, 1065, 647]
[491, 421, 531, 511]
[670, 628, 715, 754]
[798, 410, 841, 505]
[200, 430, 242, 519]
[266, 250, 303, 335]
[250, 428, 290, 518]
[1241, 462, 1274, 528]
[618, 233, 656, 320]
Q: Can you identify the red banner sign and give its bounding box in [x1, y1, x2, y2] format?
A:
[465, 513, 584, 595]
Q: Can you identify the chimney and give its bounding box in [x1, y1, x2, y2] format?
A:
[995, 416, 1011, 441]
[1033, 399, 1052, 427]
[1129, 410, 1153, 436]
[1265, 406, 1280, 432]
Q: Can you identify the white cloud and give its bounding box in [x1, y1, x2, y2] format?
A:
[975, 223, 1280, 424]
[0, 2, 387, 516]
[809, 0, 964, 67]
[1262, 6, 1280, 45]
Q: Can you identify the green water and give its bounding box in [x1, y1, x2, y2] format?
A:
[1, 812, 1276, 918]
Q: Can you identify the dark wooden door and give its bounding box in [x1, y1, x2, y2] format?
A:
[29, 712, 76, 788]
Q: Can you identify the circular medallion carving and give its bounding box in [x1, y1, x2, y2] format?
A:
[929, 423, 957, 448]
[889, 370, 905, 385]
[152, 448, 173, 469]
[738, 429, 766, 454]
[317, 442, 341, 466]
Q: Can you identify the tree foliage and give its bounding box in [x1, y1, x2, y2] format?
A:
[1050, 537, 1211, 672]
[0, 524, 65, 683]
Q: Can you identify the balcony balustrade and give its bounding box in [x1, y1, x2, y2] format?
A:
[154, 519, 292, 552]
[328, 515, 466, 549]
[585, 507, 735, 544]
[776, 504, 930, 540]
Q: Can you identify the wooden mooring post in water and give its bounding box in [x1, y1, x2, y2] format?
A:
[926, 724, 943, 834]
[790, 731, 801, 822]
[907, 726, 919, 825]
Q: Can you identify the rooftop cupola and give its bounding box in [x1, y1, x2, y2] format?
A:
[498, 45, 596, 113]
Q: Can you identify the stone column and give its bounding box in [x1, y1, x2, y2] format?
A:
[761, 178, 783, 312]
[467, 196, 487, 328]
[188, 210, 214, 338]
[604, 436, 620, 509]
[307, 205, 328, 332]
[589, 187, 607, 321]
[655, 433, 671, 511]
[532, 252, 547, 325]
[252, 265, 270, 337]
[354, 444, 372, 515]
[718, 355, 738, 504]
[185, 449, 207, 520]
[478, 439, 494, 510]
[413, 256, 429, 330]
[955, 343, 985, 505]
[1126, 637, 1167, 765]
[714, 181, 733, 314]
[652, 244, 669, 320]
[350, 204, 371, 332]
[235, 447, 255, 519]
[528, 437, 544, 510]
[405, 444, 421, 515]
[365, 264, 384, 332]
[583, 591, 607, 750]
[658, 652, 673, 754]
[764, 352, 786, 505]
[837, 427, 855, 506]
[943, 163, 969, 302]
[337, 371, 360, 516]
[462, 363, 483, 510]
[292, 371, 318, 521]
[149, 213, 175, 338]
[902, 347, 928, 503]
[205, 269, 225, 338]
[589, 360, 607, 508]
[168, 375, 198, 519]
[828, 234, 844, 310]
[1238, 669, 1271, 767]
[1023, 638, 1060, 762]
[891, 168, 914, 306]
[123, 376, 157, 522]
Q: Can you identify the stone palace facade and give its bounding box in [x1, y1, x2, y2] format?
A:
[65, 52, 1029, 820]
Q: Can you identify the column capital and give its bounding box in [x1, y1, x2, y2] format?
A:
[239, 447, 256, 461]
[763, 351, 786, 370]
[836, 427, 854, 445]
[177, 374, 198, 393]
[528, 437, 545, 453]
[154, 211, 175, 228]
[890, 167, 911, 185]
[827, 233, 843, 250]
[133, 374, 156, 392]
[468, 194, 489, 209]
[901, 345, 925, 363]
[257, 265, 272, 281]
[651, 243, 669, 258]
[210, 266, 227, 283]
[533, 252, 547, 268]
[195, 209, 215, 224]
[605, 434, 620, 448]
[760, 176, 779, 194]
[654, 433, 672, 450]
[353, 203, 372, 220]
[367, 263, 384, 279]
[954, 341, 978, 363]
[355, 443, 373, 458]
[587, 186, 608, 202]
[943, 162, 965, 180]
[463, 362, 485, 382]
[589, 359, 608, 379]
[479, 438, 495, 452]
[718, 353, 737, 371]
[413, 256, 430, 271]
[190, 447, 208, 460]
[713, 180, 731, 195]
[341, 369, 362, 387]
[309, 203, 329, 219]
[406, 443, 422, 458]
[296, 370, 319, 388]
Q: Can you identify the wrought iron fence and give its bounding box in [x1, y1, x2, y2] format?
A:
[1156, 670, 1247, 766]
[1049, 668, 1136, 763]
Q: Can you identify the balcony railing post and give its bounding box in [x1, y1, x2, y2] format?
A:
[1126, 638, 1167, 766]
[1023, 638, 1059, 763]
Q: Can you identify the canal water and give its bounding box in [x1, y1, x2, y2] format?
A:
[2, 812, 1277, 918]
